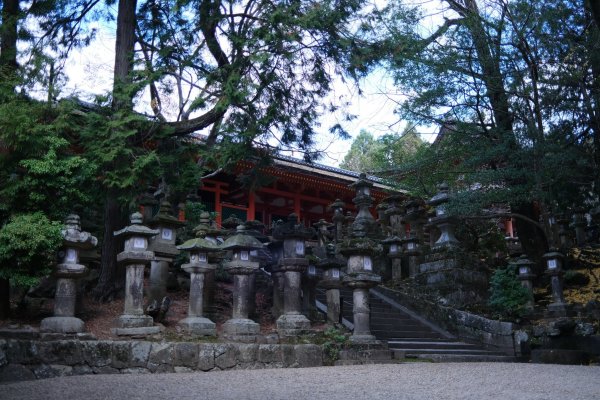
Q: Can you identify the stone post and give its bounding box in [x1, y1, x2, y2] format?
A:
[544, 250, 568, 316]
[383, 194, 405, 239]
[302, 262, 322, 321]
[273, 213, 315, 337]
[427, 183, 459, 250]
[268, 241, 285, 319]
[317, 244, 345, 326]
[314, 219, 333, 248]
[556, 214, 572, 249]
[41, 214, 97, 333]
[329, 199, 345, 243]
[515, 255, 535, 312]
[571, 209, 587, 246]
[176, 236, 220, 336]
[403, 233, 421, 278]
[148, 200, 185, 304]
[376, 201, 390, 237]
[221, 225, 264, 341]
[113, 212, 160, 336]
[382, 236, 403, 280]
[341, 173, 382, 344]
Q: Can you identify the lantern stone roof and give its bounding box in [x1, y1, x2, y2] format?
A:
[149, 200, 185, 228]
[178, 237, 221, 252]
[114, 212, 160, 238]
[221, 225, 264, 251]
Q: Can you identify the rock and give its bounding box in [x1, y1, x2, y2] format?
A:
[0, 364, 35, 382]
[0, 339, 7, 367]
[295, 344, 322, 368]
[38, 340, 82, 365]
[148, 342, 174, 372]
[214, 344, 238, 370]
[120, 367, 150, 374]
[111, 342, 131, 369]
[258, 344, 283, 364]
[6, 340, 39, 364]
[72, 364, 94, 375]
[173, 342, 198, 368]
[92, 366, 120, 375]
[531, 349, 589, 365]
[130, 341, 152, 367]
[32, 364, 73, 379]
[197, 344, 215, 371]
[575, 322, 596, 336]
[236, 344, 258, 364]
[552, 318, 576, 334]
[81, 340, 112, 367]
[174, 366, 194, 373]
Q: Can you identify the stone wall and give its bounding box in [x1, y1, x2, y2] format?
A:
[374, 286, 524, 356]
[0, 339, 322, 383]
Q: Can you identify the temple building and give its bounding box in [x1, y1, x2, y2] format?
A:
[198, 155, 397, 228]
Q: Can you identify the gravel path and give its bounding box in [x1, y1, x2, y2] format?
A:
[2, 363, 599, 400]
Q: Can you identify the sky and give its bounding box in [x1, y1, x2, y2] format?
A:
[60, 2, 443, 168]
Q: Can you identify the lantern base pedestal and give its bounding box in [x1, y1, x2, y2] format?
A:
[546, 302, 570, 318]
[40, 316, 85, 334]
[113, 314, 160, 336]
[222, 318, 260, 342]
[349, 334, 380, 344]
[276, 313, 311, 337]
[178, 317, 216, 336]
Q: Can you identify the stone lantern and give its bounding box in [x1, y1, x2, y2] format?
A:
[404, 199, 426, 244]
[176, 235, 220, 336]
[376, 201, 390, 236]
[382, 235, 404, 280]
[221, 225, 264, 341]
[384, 194, 406, 239]
[194, 211, 223, 313]
[340, 174, 382, 344]
[273, 213, 315, 337]
[329, 198, 345, 243]
[544, 250, 567, 316]
[113, 212, 160, 335]
[427, 183, 459, 250]
[571, 209, 587, 246]
[556, 214, 572, 249]
[314, 218, 333, 247]
[302, 250, 322, 322]
[317, 243, 345, 325]
[402, 233, 421, 278]
[40, 214, 97, 333]
[515, 255, 535, 312]
[148, 200, 185, 304]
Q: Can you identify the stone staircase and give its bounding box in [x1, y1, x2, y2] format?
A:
[316, 286, 516, 362]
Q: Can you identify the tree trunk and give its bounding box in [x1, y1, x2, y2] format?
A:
[0, 0, 19, 95]
[91, 0, 138, 302]
[0, 278, 10, 318]
[92, 191, 126, 301]
[112, 0, 137, 110]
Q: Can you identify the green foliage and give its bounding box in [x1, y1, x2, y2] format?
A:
[340, 127, 426, 173]
[321, 326, 349, 365]
[488, 264, 531, 319]
[0, 213, 62, 287]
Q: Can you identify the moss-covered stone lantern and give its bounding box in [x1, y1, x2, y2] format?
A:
[273, 213, 315, 337]
[317, 243, 345, 325]
[382, 235, 404, 280]
[113, 212, 160, 335]
[148, 200, 185, 304]
[340, 174, 383, 344]
[176, 235, 220, 336]
[40, 214, 97, 334]
[329, 198, 345, 243]
[221, 225, 264, 341]
[544, 250, 567, 316]
[427, 183, 459, 250]
[515, 255, 535, 312]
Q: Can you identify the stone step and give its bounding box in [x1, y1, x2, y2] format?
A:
[372, 331, 445, 340]
[387, 340, 480, 350]
[392, 347, 506, 356]
[395, 352, 517, 363]
[370, 324, 432, 332]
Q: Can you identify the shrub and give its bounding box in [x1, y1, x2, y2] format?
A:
[0, 212, 62, 287]
[488, 263, 531, 319]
